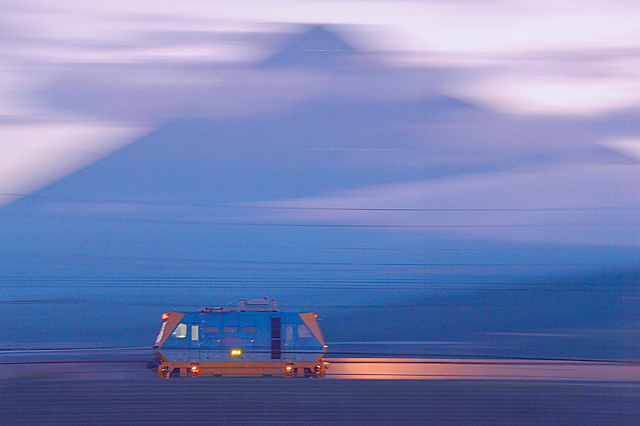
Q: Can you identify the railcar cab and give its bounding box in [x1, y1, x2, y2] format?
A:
[152, 298, 328, 378]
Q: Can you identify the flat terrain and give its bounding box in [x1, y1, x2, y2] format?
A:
[2, 356, 639, 425]
[2, 378, 639, 426]
[2, 355, 640, 381]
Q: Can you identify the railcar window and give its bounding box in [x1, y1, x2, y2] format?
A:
[286, 325, 294, 342]
[203, 326, 219, 333]
[172, 323, 187, 338]
[298, 324, 312, 338]
[191, 325, 199, 341]
[242, 326, 257, 333]
[223, 326, 238, 333]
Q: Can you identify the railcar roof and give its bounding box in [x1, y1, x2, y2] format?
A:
[197, 308, 279, 313]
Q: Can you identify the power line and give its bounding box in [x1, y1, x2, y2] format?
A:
[3, 274, 636, 283]
[4, 244, 636, 253]
[0, 263, 604, 278]
[2, 192, 639, 213]
[1, 276, 636, 291]
[3, 212, 639, 229]
[0, 257, 605, 268]
[2, 293, 637, 308]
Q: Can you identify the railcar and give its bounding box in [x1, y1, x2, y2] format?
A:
[152, 298, 328, 378]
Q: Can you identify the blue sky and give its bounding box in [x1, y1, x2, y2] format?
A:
[0, 1, 638, 358]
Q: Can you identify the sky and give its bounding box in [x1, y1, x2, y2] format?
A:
[2, 0, 640, 204]
[0, 0, 639, 359]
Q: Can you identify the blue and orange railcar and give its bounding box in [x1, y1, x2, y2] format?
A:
[152, 298, 327, 378]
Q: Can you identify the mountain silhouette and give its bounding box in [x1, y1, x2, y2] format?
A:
[1, 23, 633, 359]
[261, 25, 364, 68]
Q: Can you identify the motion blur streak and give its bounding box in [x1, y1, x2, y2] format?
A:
[2, 356, 639, 382]
[325, 358, 640, 381]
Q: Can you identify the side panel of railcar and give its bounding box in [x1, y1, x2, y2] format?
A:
[154, 310, 326, 377]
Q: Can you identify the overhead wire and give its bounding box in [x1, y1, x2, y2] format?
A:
[1, 192, 639, 213]
[2, 212, 639, 229]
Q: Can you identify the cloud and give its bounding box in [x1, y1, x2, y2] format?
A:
[38, 0, 635, 53]
[0, 64, 46, 118]
[252, 165, 640, 245]
[4, 1, 640, 119]
[601, 138, 640, 161]
[0, 121, 150, 207]
[2, 1, 640, 125]
[1, 0, 640, 205]
[444, 51, 640, 116]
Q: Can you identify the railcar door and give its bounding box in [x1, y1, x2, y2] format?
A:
[271, 317, 281, 359]
[283, 324, 295, 359]
[190, 324, 202, 360]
